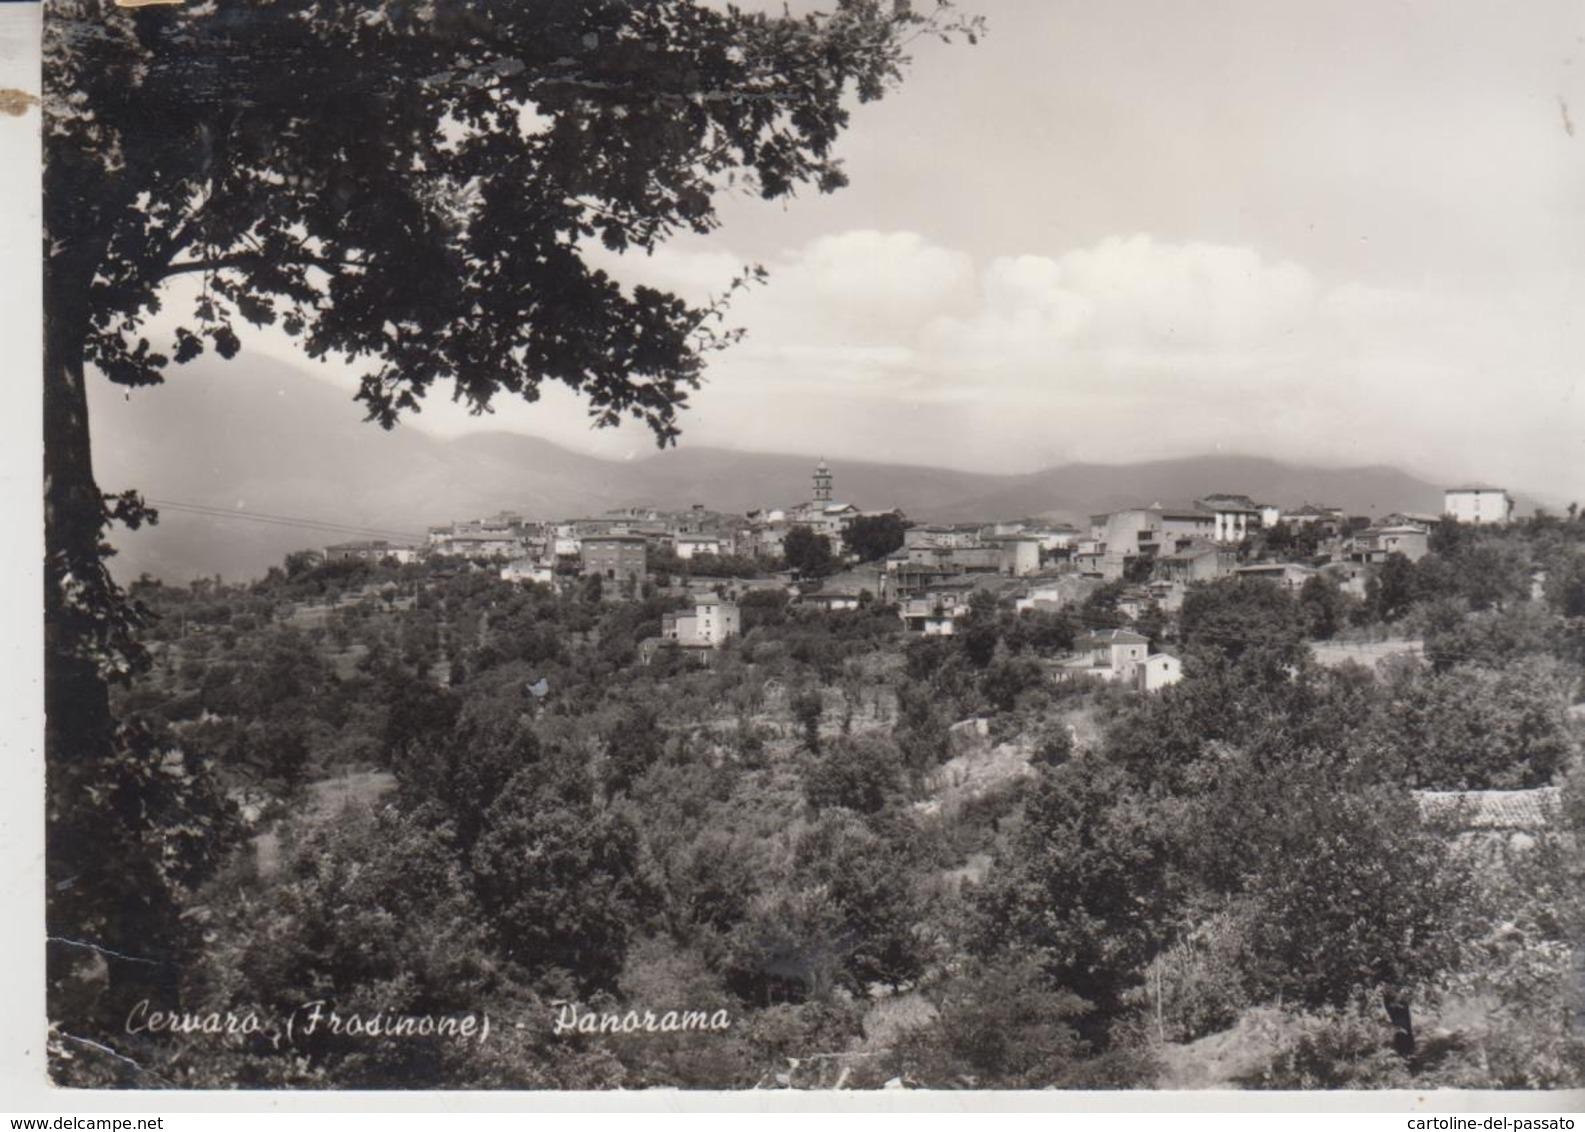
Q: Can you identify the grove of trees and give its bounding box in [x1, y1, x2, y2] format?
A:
[49, 514, 1585, 1088]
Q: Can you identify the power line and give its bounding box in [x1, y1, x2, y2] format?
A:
[144, 498, 425, 543]
[151, 501, 420, 541]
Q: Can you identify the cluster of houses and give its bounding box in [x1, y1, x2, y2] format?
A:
[326, 460, 913, 587]
[319, 467, 1520, 691]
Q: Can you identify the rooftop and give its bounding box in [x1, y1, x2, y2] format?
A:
[1079, 628, 1150, 645]
[1415, 788, 1559, 830]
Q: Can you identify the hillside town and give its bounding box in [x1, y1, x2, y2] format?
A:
[35, 0, 1585, 1102]
[317, 464, 1524, 691]
[82, 449, 1585, 1092]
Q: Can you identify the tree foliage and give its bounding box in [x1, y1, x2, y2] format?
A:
[42, 0, 978, 1045]
[51, 525, 1585, 1087]
[1236, 784, 1470, 1054]
[1369, 656, 1574, 790]
[1178, 575, 1307, 678]
[972, 759, 1177, 1036]
[892, 958, 1094, 1089]
[843, 513, 909, 562]
[471, 766, 652, 995]
[186, 805, 496, 1088]
[48, 0, 978, 431]
[782, 525, 836, 579]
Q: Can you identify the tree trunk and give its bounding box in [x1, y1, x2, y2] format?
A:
[1384, 992, 1415, 1059]
[42, 257, 178, 1034]
[43, 281, 114, 768]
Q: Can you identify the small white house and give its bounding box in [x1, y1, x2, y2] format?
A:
[674, 534, 726, 560]
[500, 558, 555, 585]
[801, 592, 863, 612]
[1135, 653, 1183, 693]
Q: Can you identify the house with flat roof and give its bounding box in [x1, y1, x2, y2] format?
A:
[1235, 562, 1319, 591]
[1347, 524, 1430, 565]
[1444, 486, 1515, 526]
[580, 534, 648, 579]
[1155, 541, 1237, 585]
[324, 540, 420, 564]
[899, 578, 979, 634]
[500, 557, 555, 585]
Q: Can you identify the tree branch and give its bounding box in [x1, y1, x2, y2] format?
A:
[159, 249, 358, 280]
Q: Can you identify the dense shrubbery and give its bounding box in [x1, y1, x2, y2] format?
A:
[68, 517, 1585, 1088]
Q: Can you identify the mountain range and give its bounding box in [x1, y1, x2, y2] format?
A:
[86, 356, 1507, 583]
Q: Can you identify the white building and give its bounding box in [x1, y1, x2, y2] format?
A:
[324, 540, 422, 564]
[674, 534, 727, 560]
[500, 558, 555, 585]
[1235, 562, 1320, 591]
[1135, 653, 1184, 693]
[990, 535, 1042, 577]
[1055, 629, 1151, 683]
[662, 596, 742, 648]
[1195, 494, 1263, 544]
[1444, 486, 1515, 526]
[1054, 630, 1182, 694]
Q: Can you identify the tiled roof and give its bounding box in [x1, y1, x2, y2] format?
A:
[927, 579, 980, 592]
[1236, 562, 1315, 574]
[1196, 494, 1260, 512]
[1163, 543, 1221, 560]
[1079, 628, 1149, 645]
[1414, 788, 1559, 830]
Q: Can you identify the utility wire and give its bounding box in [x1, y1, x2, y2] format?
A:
[144, 498, 425, 543]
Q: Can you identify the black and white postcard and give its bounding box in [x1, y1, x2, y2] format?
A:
[18, 0, 1585, 1106]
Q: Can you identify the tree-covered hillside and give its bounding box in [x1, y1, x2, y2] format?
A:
[51, 516, 1585, 1089]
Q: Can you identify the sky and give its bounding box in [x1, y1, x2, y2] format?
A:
[239, 0, 1585, 501]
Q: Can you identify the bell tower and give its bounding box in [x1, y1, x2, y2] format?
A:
[813, 459, 833, 504]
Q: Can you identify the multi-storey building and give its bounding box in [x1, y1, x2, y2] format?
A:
[1444, 486, 1515, 526]
[324, 540, 420, 564]
[661, 595, 741, 647]
[580, 534, 648, 579]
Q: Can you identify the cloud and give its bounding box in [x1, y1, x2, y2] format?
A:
[599, 228, 974, 349]
[191, 225, 1580, 500]
[610, 228, 1581, 497]
[924, 235, 1318, 380]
